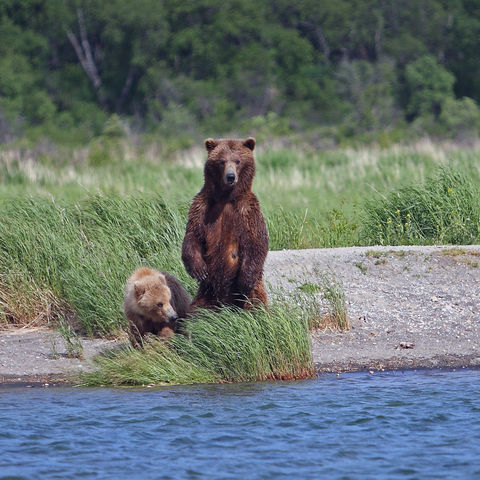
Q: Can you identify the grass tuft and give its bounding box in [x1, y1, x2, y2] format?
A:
[318, 273, 350, 331]
[82, 298, 316, 387]
[299, 273, 350, 332]
[56, 319, 84, 359]
[0, 272, 75, 329]
[361, 167, 480, 245]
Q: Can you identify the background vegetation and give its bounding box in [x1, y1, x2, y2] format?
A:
[2, 0, 480, 145]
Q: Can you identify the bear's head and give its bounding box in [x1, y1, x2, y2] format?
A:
[134, 273, 178, 325]
[203, 137, 256, 196]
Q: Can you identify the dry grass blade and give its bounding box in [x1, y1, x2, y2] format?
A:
[0, 273, 77, 330]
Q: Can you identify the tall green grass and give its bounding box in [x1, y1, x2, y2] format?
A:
[3, 140, 480, 251]
[82, 300, 316, 386]
[265, 206, 359, 249]
[361, 168, 480, 245]
[0, 194, 194, 334]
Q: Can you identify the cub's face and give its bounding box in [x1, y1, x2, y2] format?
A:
[134, 277, 177, 324]
[204, 138, 256, 191]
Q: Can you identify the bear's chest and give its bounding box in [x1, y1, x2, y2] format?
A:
[204, 202, 241, 267]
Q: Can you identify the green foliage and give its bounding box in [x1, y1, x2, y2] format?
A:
[361, 168, 480, 246]
[1, 1, 480, 143]
[438, 97, 480, 139]
[405, 55, 455, 118]
[336, 59, 401, 133]
[82, 299, 316, 386]
[0, 17, 55, 137]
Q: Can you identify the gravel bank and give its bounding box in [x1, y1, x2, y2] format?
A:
[265, 245, 480, 373]
[1, 245, 479, 384]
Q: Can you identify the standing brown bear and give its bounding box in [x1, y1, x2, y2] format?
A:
[182, 137, 268, 309]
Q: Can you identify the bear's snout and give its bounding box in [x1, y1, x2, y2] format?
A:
[224, 164, 237, 186]
[166, 306, 178, 322]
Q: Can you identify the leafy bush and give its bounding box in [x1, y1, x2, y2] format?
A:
[405, 56, 455, 118]
[438, 97, 480, 140]
[336, 58, 401, 133]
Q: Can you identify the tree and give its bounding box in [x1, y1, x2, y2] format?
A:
[405, 55, 455, 118]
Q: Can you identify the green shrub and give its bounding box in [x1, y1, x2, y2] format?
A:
[405, 56, 455, 118]
[438, 97, 480, 140]
[336, 59, 401, 134]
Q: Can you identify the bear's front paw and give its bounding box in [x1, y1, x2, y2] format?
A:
[191, 263, 208, 281]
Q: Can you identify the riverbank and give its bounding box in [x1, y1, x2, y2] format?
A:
[1, 245, 479, 385]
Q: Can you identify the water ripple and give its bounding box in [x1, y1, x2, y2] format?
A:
[0, 370, 479, 479]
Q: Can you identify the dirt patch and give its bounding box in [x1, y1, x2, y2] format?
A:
[1, 245, 479, 384]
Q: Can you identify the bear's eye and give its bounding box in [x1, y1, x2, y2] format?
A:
[235, 159, 240, 165]
[220, 160, 226, 166]
[157, 302, 163, 308]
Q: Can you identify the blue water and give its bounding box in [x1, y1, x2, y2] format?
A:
[1, 370, 479, 480]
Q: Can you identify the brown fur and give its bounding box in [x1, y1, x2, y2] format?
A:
[182, 137, 268, 309]
[124, 267, 191, 345]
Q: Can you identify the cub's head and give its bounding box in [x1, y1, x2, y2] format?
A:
[134, 274, 177, 325]
[203, 137, 256, 194]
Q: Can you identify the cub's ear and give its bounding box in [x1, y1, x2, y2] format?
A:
[243, 137, 255, 151]
[205, 138, 218, 152]
[133, 281, 145, 299]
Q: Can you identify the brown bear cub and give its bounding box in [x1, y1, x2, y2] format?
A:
[124, 267, 191, 344]
[182, 137, 268, 309]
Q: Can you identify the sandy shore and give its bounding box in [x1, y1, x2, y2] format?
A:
[1, 245, 479, 385]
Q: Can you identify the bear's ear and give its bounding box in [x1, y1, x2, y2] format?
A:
[243, 137, 255, 151]
[205, 138, 218, 152]
[134, 281, 145, 299]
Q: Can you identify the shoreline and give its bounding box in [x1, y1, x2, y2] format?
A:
[1, 245, 479, 386]
[314, 354, 480, 374]
[3, 366, 480, 389]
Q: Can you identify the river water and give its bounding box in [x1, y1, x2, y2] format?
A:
[1, 369, 479, 479]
